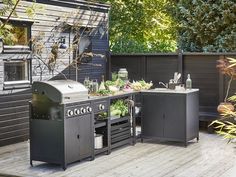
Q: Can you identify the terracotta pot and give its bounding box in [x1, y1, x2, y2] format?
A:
[217, 102, 234, 114]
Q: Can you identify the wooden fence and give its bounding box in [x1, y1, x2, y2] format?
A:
[110, 53, 236, 116]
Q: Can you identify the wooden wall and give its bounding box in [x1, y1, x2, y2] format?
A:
[110, 53, 236, 115]
[0, 0, 109, 146]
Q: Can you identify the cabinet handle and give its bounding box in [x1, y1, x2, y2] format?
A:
[163, 114, 165, 119]
[77, 134, 80, 139]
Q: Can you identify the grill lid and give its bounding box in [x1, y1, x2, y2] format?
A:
[32, 80, 88, 103]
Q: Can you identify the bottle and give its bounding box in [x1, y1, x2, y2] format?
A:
[83, 77, 90, 89]
[99, 75, 106, 90]
[186, 74, 192, 89]
[92, 79, 98, 93]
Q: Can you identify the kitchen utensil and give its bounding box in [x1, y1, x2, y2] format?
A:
[177, 73, 181, 83]
[174, 72, 178, 83]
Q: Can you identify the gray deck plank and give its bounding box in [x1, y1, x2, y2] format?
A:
[0, 132, 235, 177]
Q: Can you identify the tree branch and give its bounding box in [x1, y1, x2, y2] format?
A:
[0, 0, 21, 29]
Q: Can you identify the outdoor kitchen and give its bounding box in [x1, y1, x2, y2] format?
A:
[29, 68, 199, 170]
[1, 1, 236, 177]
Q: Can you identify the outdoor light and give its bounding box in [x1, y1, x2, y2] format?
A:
[59, 36, 67, 49]
[98, 26, 105, 35]
[0, 37, 3, 54]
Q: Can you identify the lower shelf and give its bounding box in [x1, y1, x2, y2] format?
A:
[111, 138, 131, 150]
[95, 146, 109, 155]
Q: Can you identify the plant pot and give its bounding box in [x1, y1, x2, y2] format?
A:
[94, 134, 103, 149]
[217, 102, 234, 114]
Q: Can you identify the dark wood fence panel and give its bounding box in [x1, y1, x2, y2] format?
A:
[110, 53, 236, 115]
[146, 55, 178, 87]
[111, 55, 144, 81]
[183, 55, 219, 111]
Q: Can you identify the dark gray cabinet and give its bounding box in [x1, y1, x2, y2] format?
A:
[65, 115, 94, 164]
[30, 102, 94, 170]
[141, 91, 199, 146]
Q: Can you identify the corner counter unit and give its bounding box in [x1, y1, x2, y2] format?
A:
[141, 89, 199, 146]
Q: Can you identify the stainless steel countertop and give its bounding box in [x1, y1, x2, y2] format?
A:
[75, 88, 200, 102]
[142, 88, 199, 94]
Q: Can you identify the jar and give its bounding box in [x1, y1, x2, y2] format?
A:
[118, 68, 128, 81]
[91, 80, 98, 93]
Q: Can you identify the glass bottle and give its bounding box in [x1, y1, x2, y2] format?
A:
[92, 79, 99, 93]
[83, 77, 90, 89]
[186, 74, 192, 89]
[99, 75, 106, 90]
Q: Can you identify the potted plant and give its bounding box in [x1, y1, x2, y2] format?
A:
[216, 57, 236, 114]
[210, 57, 236, 143]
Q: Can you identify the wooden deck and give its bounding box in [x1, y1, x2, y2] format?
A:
[0, 131, 235, 177]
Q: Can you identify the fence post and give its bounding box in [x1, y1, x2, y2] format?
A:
[142, 55, 147, 80]
[107, 51, 111, 80]
[177, 50, 183, 83]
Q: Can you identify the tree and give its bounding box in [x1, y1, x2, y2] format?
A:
[176, 0, 236, 52]
[97, 0, 177, 53]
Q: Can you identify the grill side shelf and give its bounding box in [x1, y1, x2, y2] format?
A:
[110, 116, 130, 124]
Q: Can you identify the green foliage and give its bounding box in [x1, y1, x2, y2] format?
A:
[25, 0, 44, 19]
[0, 0, 18, 44]
[0, 24, 18, 45]
[211, 57, 236, 143]
[110, 99, 129, 117]
[0, 0, 17, 16]
[0, 0, 40, 44]
[176, 0, 236, 52]
[97, 0, 177, 53]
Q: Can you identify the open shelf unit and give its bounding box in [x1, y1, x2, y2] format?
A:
[92, 92, 138, 157]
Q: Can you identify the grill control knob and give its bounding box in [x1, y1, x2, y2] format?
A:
[74, 109, 80, 115]
[87, 106, 92, 113]
[67, 110, 73, 117]
[99, 104, 105, 110]
[80, 107, 86, 114]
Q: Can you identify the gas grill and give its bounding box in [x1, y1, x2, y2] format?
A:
[30, 80, 94, 170]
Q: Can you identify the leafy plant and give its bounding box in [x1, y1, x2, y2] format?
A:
[96, 89, 113, 96]
[216, 57, 236, 102]
[110, 99, 129, 117]
[210, 95, 236, 143]
[211, 57, 236, 143]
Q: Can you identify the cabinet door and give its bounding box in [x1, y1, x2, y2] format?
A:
[65, 117, 80, 163]
[142, 94, 164, 138]
[78, 114, 93, 157]
[163, 94, 185, 140]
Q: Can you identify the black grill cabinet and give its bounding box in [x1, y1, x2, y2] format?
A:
[30, 80, 94, 170]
